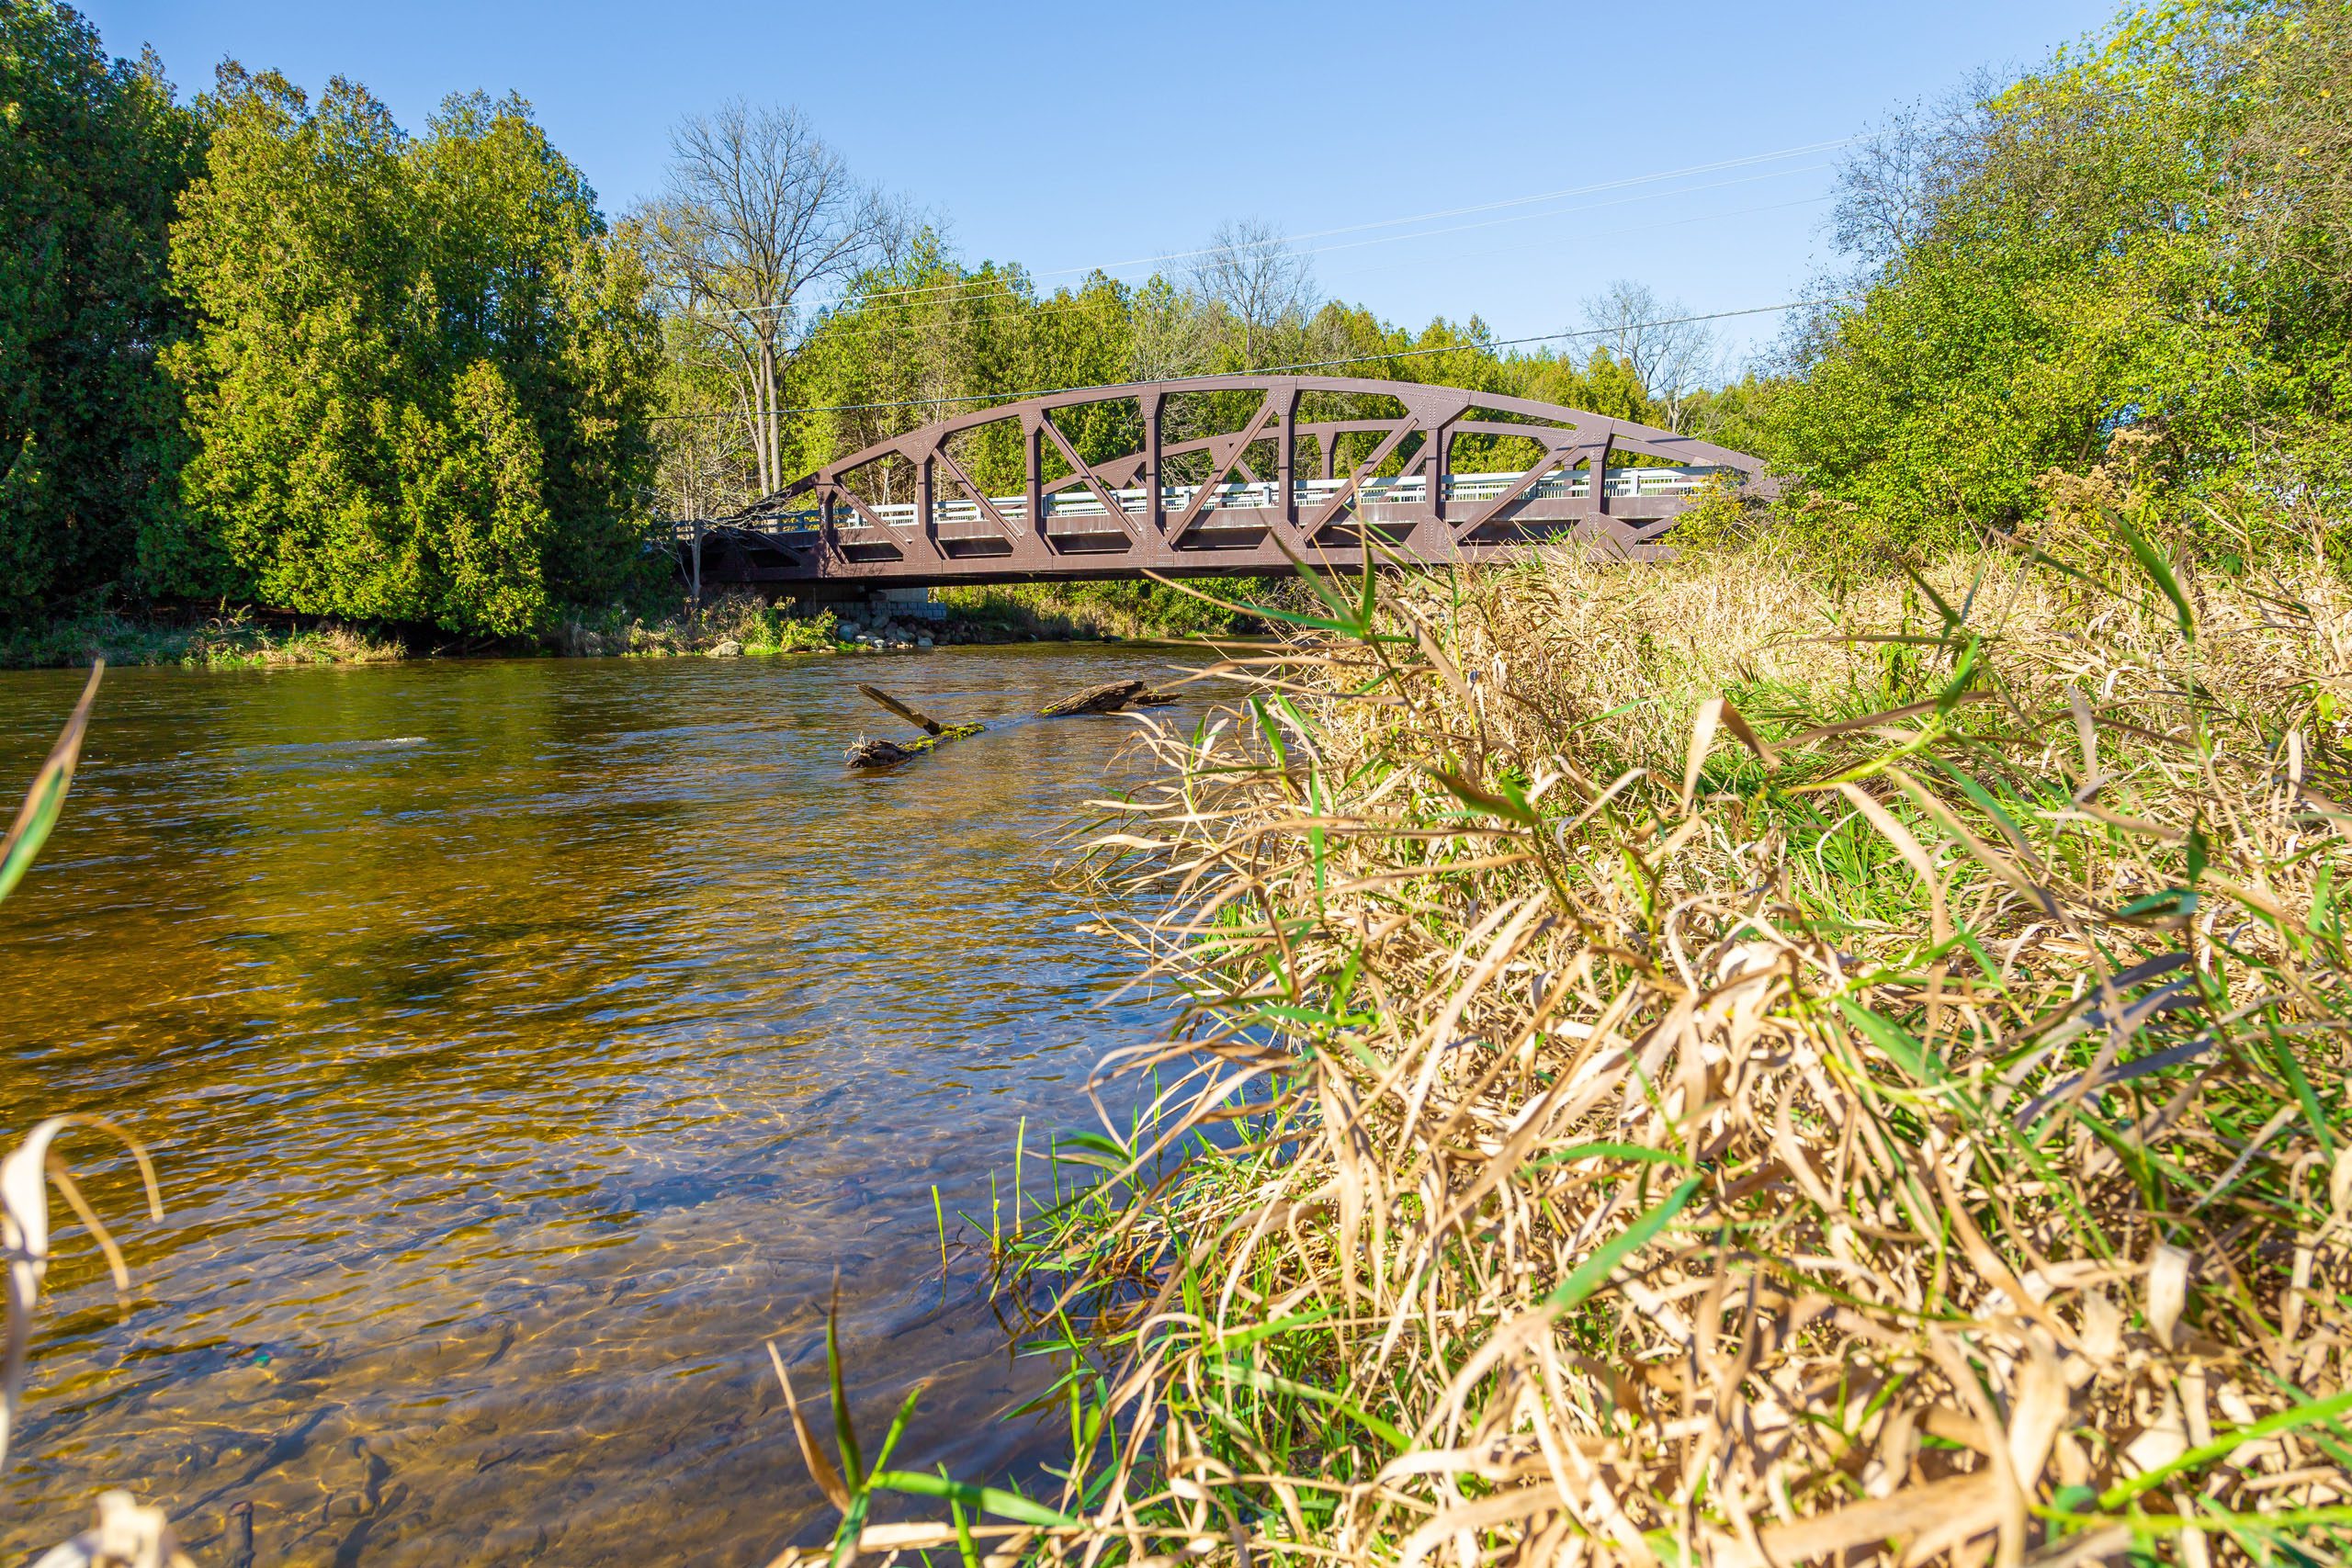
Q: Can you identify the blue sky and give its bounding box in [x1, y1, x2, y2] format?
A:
[86, 0, 2120, 363]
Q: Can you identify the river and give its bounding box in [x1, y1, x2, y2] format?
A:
[0, 647, 1193, 1565]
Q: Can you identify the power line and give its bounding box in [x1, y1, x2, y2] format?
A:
[1080, 138, 1857, 272]
[1339, 192, 1834, 281]
[775, 161, 1835, 338]
[645, 298, 1850, 424]
[653, 191, 1838, 397]
[673, 175, 1840, 375]
[684, 138, 1852, 324]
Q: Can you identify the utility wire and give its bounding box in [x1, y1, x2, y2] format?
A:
[1340, 193, 1833, 282]
[685, 140, 1851, 323]
[646, 298, 1850, 423]
[747, 162, 1836, 339]
[762, 186, 1839, 355]
[1080, 138, 1856, 272]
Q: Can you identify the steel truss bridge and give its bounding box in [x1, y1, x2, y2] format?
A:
[680, 376, 1767, 591]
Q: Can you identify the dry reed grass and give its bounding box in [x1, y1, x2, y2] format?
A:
[780, 525, 2352, 1565]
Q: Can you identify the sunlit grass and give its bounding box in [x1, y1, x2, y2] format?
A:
[778, 515, 2352, 1564]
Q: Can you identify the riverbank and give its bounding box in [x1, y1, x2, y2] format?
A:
[789, 531, 2352, 1562]
[0, 609, 411, 670]
[1, 586, 1252, 670]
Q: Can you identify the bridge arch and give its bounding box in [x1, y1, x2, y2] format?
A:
[695, 376, 1766, 589]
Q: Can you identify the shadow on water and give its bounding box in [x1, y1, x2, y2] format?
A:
[0, 647, 1194, 1565]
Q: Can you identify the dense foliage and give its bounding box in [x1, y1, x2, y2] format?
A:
[3, 8, 661, 637]
[0, 1, 197, 620]
[164, 73, 661, 635]
[6, 0, 2348, 637]
[1747, 0, 2352, 563]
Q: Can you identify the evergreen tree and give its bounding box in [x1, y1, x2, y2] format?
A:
[164, 70, 660, 635]
[0, 1, 199, 621]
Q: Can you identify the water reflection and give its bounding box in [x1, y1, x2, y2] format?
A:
[0, 649, 1188, 1564]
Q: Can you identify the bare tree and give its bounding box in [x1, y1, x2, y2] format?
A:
[1188, 220, 1317, 369]
[1129, 274, 1216, 382]
[1758, 70, 2001, 378]
[1577, 279, 1716, 433]
[1829, 70, 2000, 271]
[639, 102, 898, 499]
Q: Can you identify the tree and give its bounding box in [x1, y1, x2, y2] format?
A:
[0, 1, 199, 621]
[1577, 279, 1713, 433]
[1750, 0, 2346, 564]
[1189, 220, 1316, 370]
[164, 70, 660, 634]
[1826, 72, 1999, 272]
[650, 311, 755, 525]
[1129, 274, 1216, 382]
[2230, 1, 2352, 367]
[639, 102, 899, 502]
[1740, 0, 2352, 564]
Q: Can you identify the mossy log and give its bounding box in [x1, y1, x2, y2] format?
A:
[845, 724, 985, 768]
[847, 677, 1177, 769]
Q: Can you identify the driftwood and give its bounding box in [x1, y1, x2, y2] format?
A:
[844, 724, 984, 768]
[1039, 680, 1148, 716]
[856, 684, 944, 735]
[847, 677, 1180, 768]
[848, 683, 987, 767]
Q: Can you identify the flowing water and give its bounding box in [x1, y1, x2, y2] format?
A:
[0, 647, 1194, 1565]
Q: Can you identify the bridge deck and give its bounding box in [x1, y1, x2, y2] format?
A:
[684, 464, 1731, 588]
[679, 376, 1767, 591]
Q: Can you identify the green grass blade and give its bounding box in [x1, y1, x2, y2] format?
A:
[1544, 1176, 1703, 1313]
[865, 1469, 1079, 1528]
[2105, 505, 2195, 642]
[0, 662, 103, 905]
[2098, 1385, 2352, 1509]
[824, 1282, 865, 1488]
[1207, 1363, 1411, 1450]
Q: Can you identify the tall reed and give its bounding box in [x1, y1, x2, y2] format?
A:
[781, 518, 2352, 1565]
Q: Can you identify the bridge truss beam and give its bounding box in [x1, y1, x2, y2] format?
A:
[684, 376, 1768, 590]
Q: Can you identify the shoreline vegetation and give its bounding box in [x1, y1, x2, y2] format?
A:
[775, 519, 2352, 1565]
[0, 582, 1276, 671]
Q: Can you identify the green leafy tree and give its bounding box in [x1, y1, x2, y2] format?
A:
[399, 358, 553, 635]
[0, 1, 199, 621]
[164, 70, 659, 635]
[1755, 0, 2348, 563]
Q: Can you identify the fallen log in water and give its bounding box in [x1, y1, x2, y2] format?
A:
[1039, 680, 1147, 716]
[856, 684, 944, 735]
[847, 677, 1180, 768]
[847, 683, 984, 767]
[844, 723, 985, 768]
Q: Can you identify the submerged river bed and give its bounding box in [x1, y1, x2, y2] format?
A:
[0, 648, 1194, 1564]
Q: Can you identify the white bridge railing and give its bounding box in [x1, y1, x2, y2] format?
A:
[697, 464, 1722, 538]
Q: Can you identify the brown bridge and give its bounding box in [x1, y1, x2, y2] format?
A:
[679, 376, 1766, 592]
